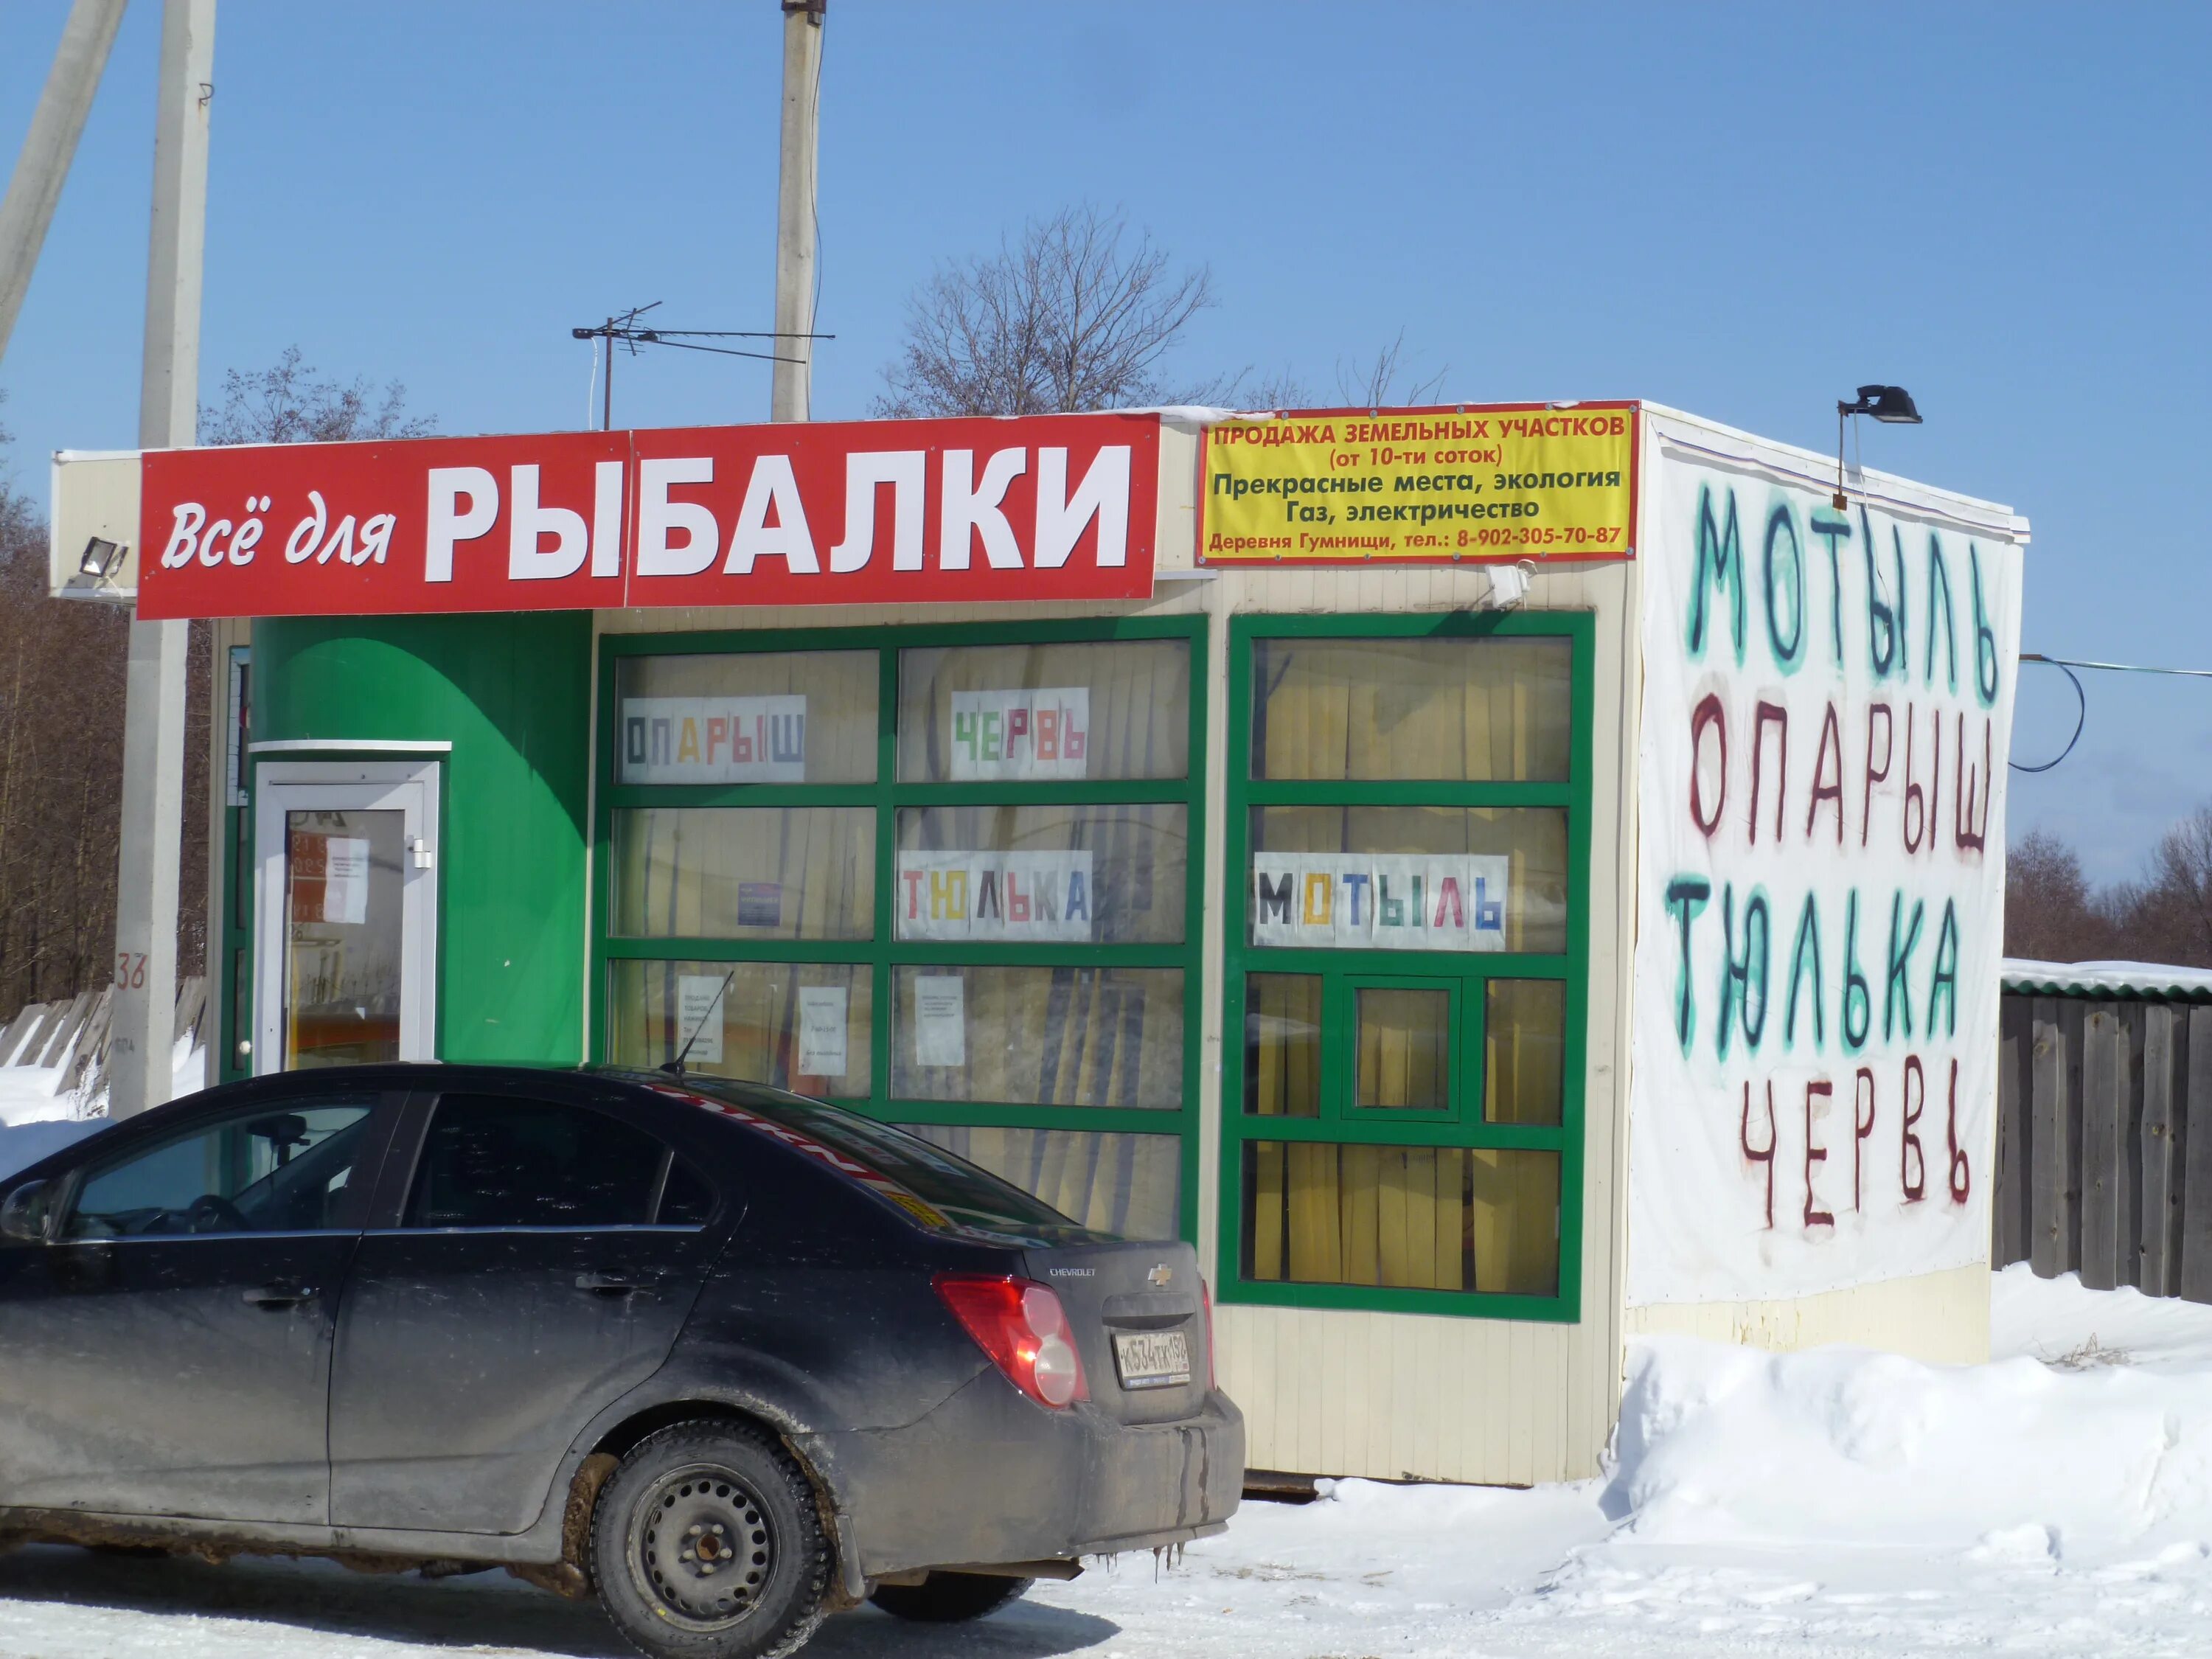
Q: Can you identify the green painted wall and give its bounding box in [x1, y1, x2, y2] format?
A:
[251, 612, 594, 1064]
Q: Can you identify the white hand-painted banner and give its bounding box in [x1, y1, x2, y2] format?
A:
[1626, 437, 2022, 1305]
[948, 686, 1090, 780]
[618, 695, 806, 783]
[1249, 852, 1510, 951]
[894, 849, 1095, 942]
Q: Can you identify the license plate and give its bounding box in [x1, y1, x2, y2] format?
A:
[1112, 1329, 1192, 1391]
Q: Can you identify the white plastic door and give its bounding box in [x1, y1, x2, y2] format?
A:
[253, 761, 439, 1075]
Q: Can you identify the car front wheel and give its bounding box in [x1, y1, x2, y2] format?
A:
[591, 1421, 830, 1659]
[869, 1570, 1034, 1622]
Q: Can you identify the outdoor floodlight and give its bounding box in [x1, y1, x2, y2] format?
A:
[79, 536, 127, 580]
[1839, 384, 1923, 424]
[1834, 383, 1924, 507]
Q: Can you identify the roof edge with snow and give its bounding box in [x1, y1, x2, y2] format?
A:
[2001, 959, 2212, 1002]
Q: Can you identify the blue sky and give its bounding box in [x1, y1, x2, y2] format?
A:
[2, 1, 2206, 882]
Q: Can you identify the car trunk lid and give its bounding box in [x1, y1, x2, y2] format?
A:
[1023, 1237, 1208, 1426]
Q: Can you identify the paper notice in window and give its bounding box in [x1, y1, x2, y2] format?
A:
[1248, 852, 1511, 951]
[796, 985, 848, 1077]
[948, 686, 1089, 780]
[675, 974, 728, 1065]
[322, 838, 370, 926]
[618, 695, 807, 784]
[894, 849, 1094, 942]
[912, 975, 966, 1068]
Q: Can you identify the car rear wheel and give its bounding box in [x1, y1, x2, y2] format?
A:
[591, 1422, 829, 1659]
[868, 1571, 1034, 1622]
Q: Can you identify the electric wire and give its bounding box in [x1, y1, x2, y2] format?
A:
[2010, 658, 2086, 773]
[2023, 653, 2212, 681]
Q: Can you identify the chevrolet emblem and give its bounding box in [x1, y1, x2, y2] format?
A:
[1147, 1263, 1173, 1288]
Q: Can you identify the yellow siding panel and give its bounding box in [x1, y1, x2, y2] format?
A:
[1623, 1263, 1991, 1365]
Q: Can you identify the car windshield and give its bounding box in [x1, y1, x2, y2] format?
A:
[614, 1072, 1096, 1238]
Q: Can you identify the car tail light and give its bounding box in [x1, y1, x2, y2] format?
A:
[1202, 1274, 1217, 1390]
[935, 1274, 1088, 1410]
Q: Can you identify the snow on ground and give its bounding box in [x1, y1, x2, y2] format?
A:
[0, 1040, 206, 1180]
[4, 1273, 2212, 1655]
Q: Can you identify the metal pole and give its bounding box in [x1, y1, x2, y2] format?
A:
[110, 0, 214, 1118]
[0, 0, 129, 367]
[603, 326, 614, 431]
[770, 0, 823, 422]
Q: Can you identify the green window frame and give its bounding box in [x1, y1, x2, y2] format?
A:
[1219, 611, 1592, 1321]
[591, 616, 1208, 1243]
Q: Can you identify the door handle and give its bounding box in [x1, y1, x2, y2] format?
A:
[575, 1271, 660, 1296]
[243, 1282, 316, 1309]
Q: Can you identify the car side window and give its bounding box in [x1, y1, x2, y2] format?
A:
[403, 1095, 714, 1230]
[658, 1157, 717, 1225]
[64, 1099, 376, 1239]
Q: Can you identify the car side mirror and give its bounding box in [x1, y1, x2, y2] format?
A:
[0, 1179, 53, 1245]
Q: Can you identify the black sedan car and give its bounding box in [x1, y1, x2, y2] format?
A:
[0, 1065, 1242, 1658]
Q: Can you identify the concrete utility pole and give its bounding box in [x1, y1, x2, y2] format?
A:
[0, 0, 129, 366]
[110, 0, 214, 1118]
[770, 0, 823, 422]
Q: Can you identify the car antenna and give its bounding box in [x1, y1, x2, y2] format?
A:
[660, 969, 736, 1077]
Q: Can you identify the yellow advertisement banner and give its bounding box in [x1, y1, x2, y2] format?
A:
[1200, 403, 1636, 564]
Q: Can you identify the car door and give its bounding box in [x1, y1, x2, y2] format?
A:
[0, 1087, 397, 1524]
[327, 1083, 726, 1535]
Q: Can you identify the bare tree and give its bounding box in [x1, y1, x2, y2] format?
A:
[2147, 806, 2212, 960]
[1332, 329, 1449, 408]
[1197, 334, 1450, 414]
[874, 205, 1225, 417]
[2005, 812, 2212, 970]
[2004, 829, 2110, 962]
[1222, 366, 1318, 411]
[0, 400, 131, 1013]
[200, 346, 435, 447]
[2099, 805, 2212, 968]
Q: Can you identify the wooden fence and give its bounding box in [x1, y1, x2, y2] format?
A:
[0, 978, 206, 1102]
[1995, 994, 2212, 1301]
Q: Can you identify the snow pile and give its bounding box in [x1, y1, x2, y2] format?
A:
[0, 1060, 82, 1127]
[1603, 1275, 2212, 1562]
[1604, 1343, 2206, 1557]
[1992, 1257, 2212, 1373]
[0, 1040, 208, 1181]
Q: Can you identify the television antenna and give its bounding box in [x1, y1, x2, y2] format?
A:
[571, 302, 835, 430]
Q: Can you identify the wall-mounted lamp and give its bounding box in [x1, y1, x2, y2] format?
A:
[78, 537, 128, 581]
[1834, 383, 1922, 508]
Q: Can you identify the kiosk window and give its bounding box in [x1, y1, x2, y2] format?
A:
[599, 624, 1204, 1244]
[613, 807, 875, 941]
[1226, 618, 1585, 1318]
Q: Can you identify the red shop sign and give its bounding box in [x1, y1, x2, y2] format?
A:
[136, 411, 1159, 619]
